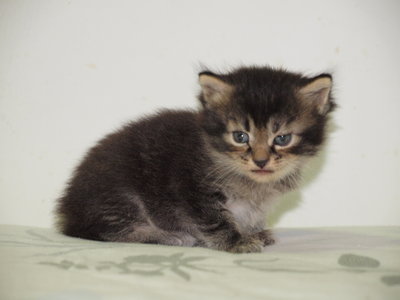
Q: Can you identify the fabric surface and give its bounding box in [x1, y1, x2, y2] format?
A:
[0, 225, 399, 300]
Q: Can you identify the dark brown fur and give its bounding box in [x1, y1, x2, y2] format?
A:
[56, 66, 335, 253]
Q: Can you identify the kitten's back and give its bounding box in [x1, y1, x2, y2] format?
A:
[56, 110, 206, 240]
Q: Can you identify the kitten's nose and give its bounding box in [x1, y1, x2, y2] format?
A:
[254, 159, 268, 169]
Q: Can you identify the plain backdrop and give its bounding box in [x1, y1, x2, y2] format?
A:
[1, 0, 399, 228]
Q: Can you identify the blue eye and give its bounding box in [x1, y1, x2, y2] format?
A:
[232, 131, 249, 144]
[274, 134, 292, 146]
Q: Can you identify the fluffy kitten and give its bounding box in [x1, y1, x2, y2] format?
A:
[56, 66, 335, 253]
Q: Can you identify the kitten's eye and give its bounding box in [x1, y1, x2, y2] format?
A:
[274, 134, 292, 146]
[232, 131, 249, 144]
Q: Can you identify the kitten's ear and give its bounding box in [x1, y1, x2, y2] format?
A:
[198, 72, 233, 108]
[298, 75, 333, 114]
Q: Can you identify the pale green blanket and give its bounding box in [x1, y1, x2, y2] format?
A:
[0, 225, 399, 299]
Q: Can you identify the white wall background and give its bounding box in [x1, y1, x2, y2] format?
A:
[1, 0, 399, 228]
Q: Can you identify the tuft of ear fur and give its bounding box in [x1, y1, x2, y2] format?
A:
[198, 72, 233, 108]
[298, 75, 333, 115]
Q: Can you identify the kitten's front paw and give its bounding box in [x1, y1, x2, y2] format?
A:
[228, 236, 264, 253]
[255, 229, 275, 246]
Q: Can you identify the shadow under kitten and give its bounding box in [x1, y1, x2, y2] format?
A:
[268, 119, 338, 226]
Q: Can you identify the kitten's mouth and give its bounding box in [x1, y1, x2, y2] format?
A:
[251, 169, 274, 175]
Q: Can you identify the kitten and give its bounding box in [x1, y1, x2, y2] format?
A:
[56, 66, 335, 253]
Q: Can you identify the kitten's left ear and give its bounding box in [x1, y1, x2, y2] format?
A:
[198, 72, 233, 108]
[298, 75, 333, 115]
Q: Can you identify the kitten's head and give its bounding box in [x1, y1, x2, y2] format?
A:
[198, 66, 335, 183]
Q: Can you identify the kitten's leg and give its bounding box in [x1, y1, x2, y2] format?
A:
[83, 193, 197, 246]
[197, 212, 265, 253]
[228, 234, 265, 253]
[225, 229, 275, 252]
[254, 229, 275, 246]
[104, 225, 197, 247]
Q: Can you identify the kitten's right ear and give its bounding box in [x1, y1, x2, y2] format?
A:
[198, 72, 233, 108]
[298, 74, 333, 115]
